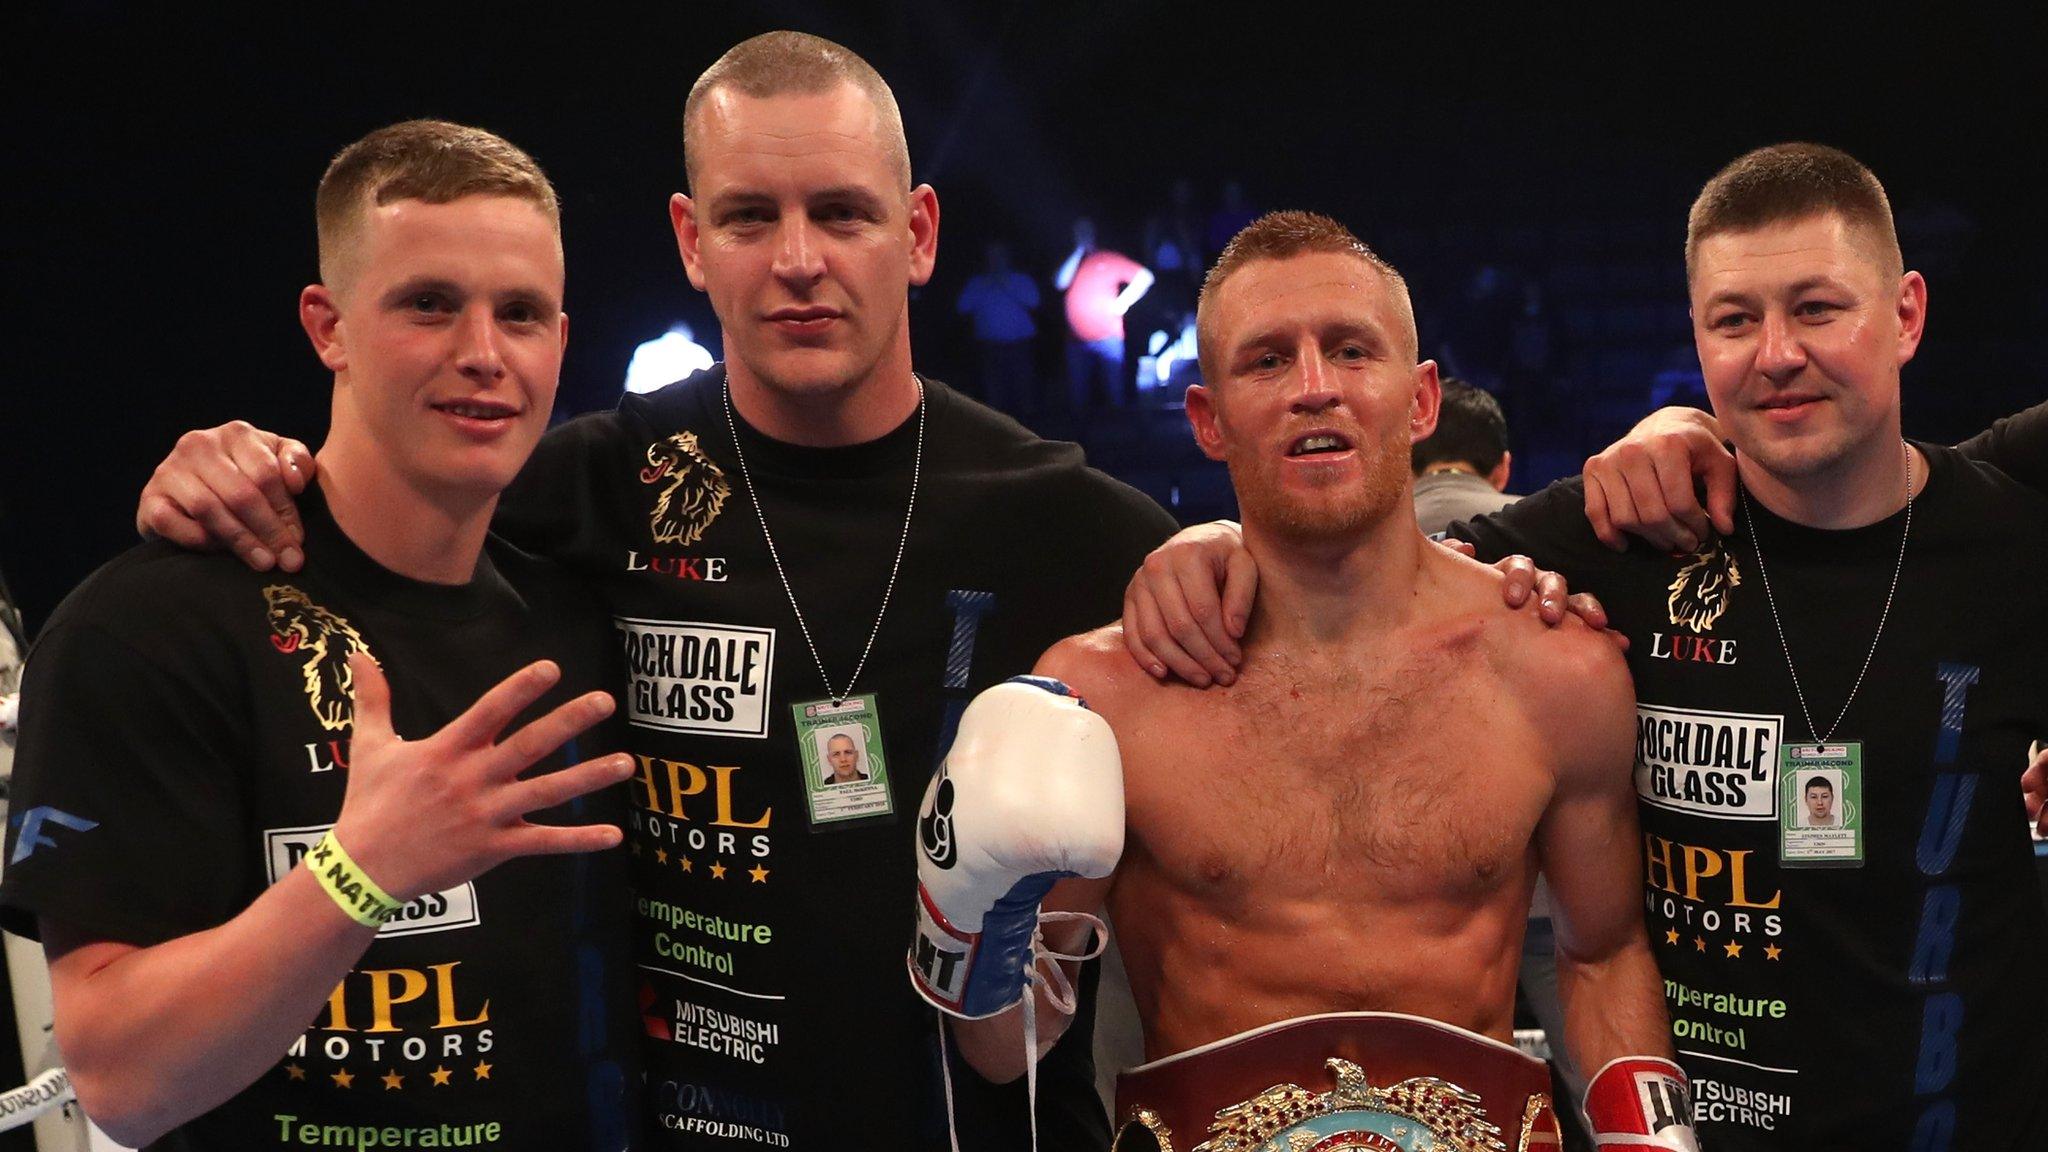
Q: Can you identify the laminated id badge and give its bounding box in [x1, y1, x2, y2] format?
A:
[1779, 742, 1863, 867]
[793, 693, 894, 828]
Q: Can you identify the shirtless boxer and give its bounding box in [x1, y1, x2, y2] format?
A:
[1120, 148, 2048, 1149]
[909, 212, 1697, 1152]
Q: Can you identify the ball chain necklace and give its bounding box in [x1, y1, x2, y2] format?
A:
[722, 374, 925, 705]
[1741, 439, 1914, 748]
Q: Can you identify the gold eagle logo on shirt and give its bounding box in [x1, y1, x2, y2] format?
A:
[263, 585, 373, 732]
[639, 432, 730, 547]
[1667, 537, 1742, 632]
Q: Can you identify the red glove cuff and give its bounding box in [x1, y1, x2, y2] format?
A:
[1583, 1056, 1700, 1151]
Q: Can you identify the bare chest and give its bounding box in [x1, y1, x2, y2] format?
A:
[1114, 655, 1555, 908]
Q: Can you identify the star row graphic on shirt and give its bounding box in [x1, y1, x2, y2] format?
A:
[283, 1061, 493, 1088]
[631, 840, 769, 883]
[1660, 926, 1783, 961]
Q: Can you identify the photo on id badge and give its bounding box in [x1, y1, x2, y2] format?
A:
[1779, 744, 1862, 867]
[795, 693, 894, 828]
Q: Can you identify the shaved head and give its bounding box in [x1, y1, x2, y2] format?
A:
[683, 31, 911, 192]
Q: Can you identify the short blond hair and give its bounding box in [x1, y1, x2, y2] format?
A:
[1196, 210, 1416, 383]
[316, 119, 559, 290]
[1686, 142, 1901, 282]
[682, 31, 911, 191]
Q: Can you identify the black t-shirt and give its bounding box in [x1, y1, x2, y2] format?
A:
[0, 485, 640, 1151]
[1954, 399, 2048, 494]
[1453, 444, 2048, 1150]
[496, 368, 1178, 1150]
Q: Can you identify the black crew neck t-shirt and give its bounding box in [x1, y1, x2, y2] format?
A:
[1452, 442, 2048, 1150]
[496, 368, 1178, 1150]
[1, 483, 640, 1151]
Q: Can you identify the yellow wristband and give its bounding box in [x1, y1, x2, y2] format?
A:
[305, 830, 404, 928]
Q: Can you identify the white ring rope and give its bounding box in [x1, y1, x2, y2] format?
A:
[0, 1066, 75, 1132]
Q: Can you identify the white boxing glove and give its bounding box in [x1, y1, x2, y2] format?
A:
[908, 676, 1124, 1019]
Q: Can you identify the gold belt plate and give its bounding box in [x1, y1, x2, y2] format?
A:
[1127, 1057, 1551, 1152]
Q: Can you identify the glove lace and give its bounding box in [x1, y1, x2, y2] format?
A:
[936, 911, 1108, 1152]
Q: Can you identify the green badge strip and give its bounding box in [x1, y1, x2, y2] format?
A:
[792, 693, 894, 827]
[1779, 742, 1864, 868]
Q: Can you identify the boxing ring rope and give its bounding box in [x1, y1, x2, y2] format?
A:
[0, 1068, 75, 1133]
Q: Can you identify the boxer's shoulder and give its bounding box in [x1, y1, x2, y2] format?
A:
[1512, 616, 1630, 707]
[1497, 609, 1636, 780]
[1417, 545, 1633, 761]
[1429, 543, 1615, 655]
[1033, 624, 1154, 718]
[1476, 582, 1626, 700]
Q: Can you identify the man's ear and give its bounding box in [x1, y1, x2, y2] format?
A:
[1894, 270, 1928, 367]
[1185, 384, 1227, 462]
[1409, 359, 1442, 444]
[672, 193, 708, 292]
[907, 184, 940, 287]
[1487, 450, 1512, 493]
[300, 284, 347, 372]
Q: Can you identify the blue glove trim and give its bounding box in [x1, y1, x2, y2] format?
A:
[1004, 674, 1089, 709]
[958, 870, 1071, 1017]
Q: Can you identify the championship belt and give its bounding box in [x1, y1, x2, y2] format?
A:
[1114, 1012, 1561, 1152]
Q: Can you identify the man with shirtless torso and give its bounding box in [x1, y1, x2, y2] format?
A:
[908, 212, 1698, 1152]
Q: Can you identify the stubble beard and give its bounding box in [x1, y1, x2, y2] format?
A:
[748, 309, 912, 413]
[1736, 419, 1848, 485]
[1733, 403, 1897, 503]
[1229, 436, 1411, 545]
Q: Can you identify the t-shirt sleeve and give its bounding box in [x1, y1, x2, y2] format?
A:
[1114, 482, 1180, 551]
[1061, 472, 1178, 627]
[1954, 399, 2048, 495]
[1445, 476, 1641, 596]
[494, 410, 637, 578]
[0, 617, 251, 946]
[1086, 475, 1177, 565]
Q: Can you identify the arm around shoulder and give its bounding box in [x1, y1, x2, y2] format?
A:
[1955, 398, 2048, 496]
[136, 421, 314, 571]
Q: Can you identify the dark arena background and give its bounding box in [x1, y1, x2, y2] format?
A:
[0, 4, 2043, 1143]
[5, 6, 2044, 628]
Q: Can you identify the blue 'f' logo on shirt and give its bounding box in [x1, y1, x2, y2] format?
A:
[9, 807, 98, 865]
